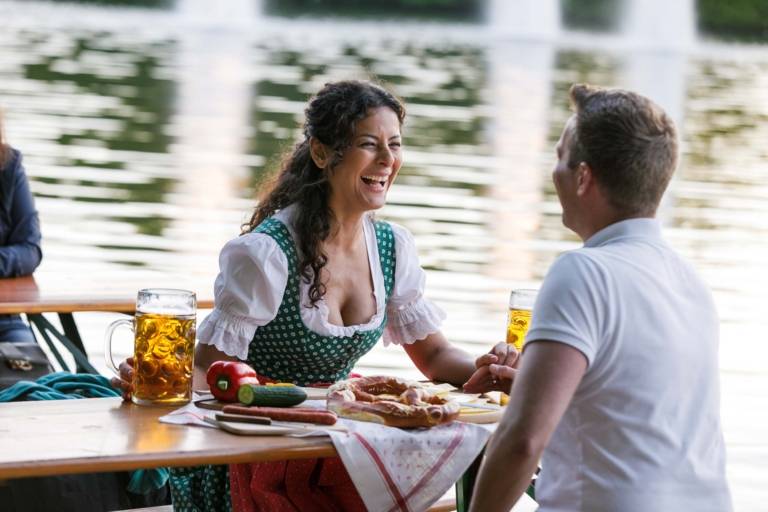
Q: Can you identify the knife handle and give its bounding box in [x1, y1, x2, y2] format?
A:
[215, 413, 272, 425]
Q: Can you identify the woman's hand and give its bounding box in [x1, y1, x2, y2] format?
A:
[462, 342, 519, 393]
[110, 356, 135, 402]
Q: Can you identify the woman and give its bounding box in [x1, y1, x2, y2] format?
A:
[0, 112, 42, 343]
[114, 80, 514, 512]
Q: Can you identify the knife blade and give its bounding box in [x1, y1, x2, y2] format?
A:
[213, 412, 348, 432]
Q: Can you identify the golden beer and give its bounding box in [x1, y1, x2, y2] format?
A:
[506, 289, 537, 352]
[506, 308, 532, 351]
[132, 312, 195, 405]
[106, 288, 197, 406]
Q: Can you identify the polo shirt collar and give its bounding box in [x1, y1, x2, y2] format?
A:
[584, 218, 662, 248]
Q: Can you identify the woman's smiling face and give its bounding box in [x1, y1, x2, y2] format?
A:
[326, 106, 403, 215]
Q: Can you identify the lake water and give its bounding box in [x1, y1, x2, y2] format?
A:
[1, 1, 766, 509]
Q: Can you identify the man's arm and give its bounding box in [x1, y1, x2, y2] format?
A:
[468, 340, 588, 512]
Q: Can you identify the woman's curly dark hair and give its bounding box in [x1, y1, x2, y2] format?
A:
[243, 80, 406, 307]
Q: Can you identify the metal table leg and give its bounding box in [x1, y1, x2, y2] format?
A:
[27, 313, 98, 374]
[58, 313, 88, 362]
[455, 449, 484, 512]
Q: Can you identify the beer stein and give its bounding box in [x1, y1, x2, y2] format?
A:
[506, 289, 537, 352]
[105, 288, 196, 406]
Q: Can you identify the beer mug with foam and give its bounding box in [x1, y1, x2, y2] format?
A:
[105, 288, 196, 405]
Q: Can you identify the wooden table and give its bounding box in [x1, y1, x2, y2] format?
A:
[0, 398, 479, 511]
[0, 278, 340, 493]
[0, 397, 335, 480]
[0, 275, 214, 373]
[0, 278, 484, 509]
[0, 275, 214, 315]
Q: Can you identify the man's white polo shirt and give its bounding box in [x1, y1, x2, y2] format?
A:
[526, 218, 732, 512]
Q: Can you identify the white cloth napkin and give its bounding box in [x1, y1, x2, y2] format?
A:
[328, 419, 491, 512]
[158, 397, 217, 428]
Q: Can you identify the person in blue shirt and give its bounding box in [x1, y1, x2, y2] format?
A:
[0, 114, 42, 342]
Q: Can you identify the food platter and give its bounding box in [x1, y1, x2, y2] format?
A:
[195, 383, 506, 431]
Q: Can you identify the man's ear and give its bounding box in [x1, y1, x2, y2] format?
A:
[576, 162, 593, 197]
[309, 137, 328, 169]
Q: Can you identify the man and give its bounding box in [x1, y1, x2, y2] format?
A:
[469, 84, 732, 512]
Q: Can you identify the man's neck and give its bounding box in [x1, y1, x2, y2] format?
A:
[577, 211, 655, 242]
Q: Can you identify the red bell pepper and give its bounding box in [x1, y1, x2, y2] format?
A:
[206, 361, 259, 402]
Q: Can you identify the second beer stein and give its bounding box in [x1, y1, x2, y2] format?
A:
[506, 288, 537, 352]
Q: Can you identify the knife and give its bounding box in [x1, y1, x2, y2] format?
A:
[213, 413, 348, 432]
[215, 413, 271, 425]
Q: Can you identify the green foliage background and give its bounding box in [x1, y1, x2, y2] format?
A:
[49, 0, 768, 41]
[561, 0, 768, 41]
[264, 0, 484, 20]
[561, 0, 622, 32]
[697, 0, 768, 41]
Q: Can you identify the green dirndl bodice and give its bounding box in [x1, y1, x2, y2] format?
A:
[169, 216, 397, 512]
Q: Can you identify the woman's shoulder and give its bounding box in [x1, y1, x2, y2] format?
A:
[371, 218, 415, 252]
[221, 230, 286, 262]
[246, 209, 300, 254]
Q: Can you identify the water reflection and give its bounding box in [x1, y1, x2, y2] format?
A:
[4, 29, 179, 268]
[1, 2, 767, 508]
[263, 0, 483, 22]
[1, 3, 765, 359]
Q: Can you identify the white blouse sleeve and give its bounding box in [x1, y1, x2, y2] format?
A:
[197, 232, 288, 360]
[383, 224, 446, 346]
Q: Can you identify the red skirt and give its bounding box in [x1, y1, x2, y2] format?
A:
[229, 457, 366, 512]
[230, 373, 366, 512]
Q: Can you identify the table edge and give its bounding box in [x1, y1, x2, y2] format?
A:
[0, 442, 336, 480]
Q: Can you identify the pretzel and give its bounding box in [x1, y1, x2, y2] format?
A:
[326, 376, 460, 428]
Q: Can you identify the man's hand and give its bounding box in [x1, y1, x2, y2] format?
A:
[462, 342, 519, 393]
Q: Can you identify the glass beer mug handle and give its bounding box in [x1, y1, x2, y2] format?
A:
[104, 318, 134, 376]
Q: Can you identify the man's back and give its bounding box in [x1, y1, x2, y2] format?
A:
[527, 219, 731, 511]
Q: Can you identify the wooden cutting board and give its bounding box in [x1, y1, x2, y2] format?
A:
[449, 390, 505, 424]
[301, 387, 329, 400]
[457, 406, 504, 424]
[208, 418, 318, 436]
[204, 416, 346, 436]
